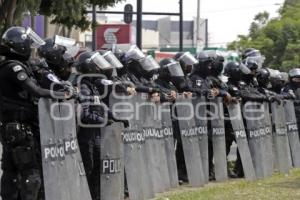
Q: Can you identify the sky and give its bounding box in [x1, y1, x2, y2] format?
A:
[104, 0, 285, 47]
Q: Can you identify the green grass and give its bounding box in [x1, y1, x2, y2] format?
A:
[155, 169, 300, 200]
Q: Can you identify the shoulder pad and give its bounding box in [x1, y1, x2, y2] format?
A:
[13, 65, 24, 72]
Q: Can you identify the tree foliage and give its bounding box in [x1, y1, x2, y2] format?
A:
[0, 0, 123, 36]
[227, 0, 300, 71]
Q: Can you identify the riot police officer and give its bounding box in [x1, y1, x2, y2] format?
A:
[256, 68, 282, 103]
[283, 68, 300, 136]
[37, 36, 77, 82]
[155, 58, 195, 182]
[0, 26, 68, 200]
[123, 45, 163, 102]
[74, 51, 127, 200]
[269, 69, 295, 99]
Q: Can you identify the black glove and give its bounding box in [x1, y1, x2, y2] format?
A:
[269, 96, 282, 104]
[115, 119, 129, 128]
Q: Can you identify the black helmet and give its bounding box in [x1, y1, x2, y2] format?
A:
[211, 54, 225, 76]
[242, 48, 265, 68]
[256, 68, 270, 87]
[75, 51, 112, 74]
[159, 58, 184, 79]
[125, 45, 160, 79]
[193, 51, 215, 76]
[196, 51, 214, 64]
[38, 38, 67, 66]
[269, 69, 286, 91]
[1, 26, 45, 60]
[224, 62, 242, 81]
[174, 51, 198, 75]
[288, 68, 300, 87]
[289, 68, 300, 79]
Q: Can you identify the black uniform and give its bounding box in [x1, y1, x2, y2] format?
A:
[0, 26, 67, 200]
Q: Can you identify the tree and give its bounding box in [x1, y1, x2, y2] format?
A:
[0, 0, 123, 37]
[39, 0, 123, 36]
[0, 0, 41, 35]
[227, 0, 300, 72]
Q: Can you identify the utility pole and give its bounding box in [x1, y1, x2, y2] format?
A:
[92, 4, 97, 51]
[136, 0, 142, 49]
[179, 0, 183, 51]
[196, 0, 201, 48]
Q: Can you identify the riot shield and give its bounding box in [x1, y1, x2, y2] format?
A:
[175, 96, 205, 187]
[192, 96, 209, 183]
[39, 99, 91, 200]
[100, 122, 124, 200]
[284, 100, 300, 168]
[262, 102, 274, 177]
[160, 102, 179, 188]
[110, 94, 152, 200]
[136, 94, 157, 196]
[227, 102, 256, 181]
[139, 93, 171, 193]
[209, 97, 228, 182]
[243, 101, 268, 179]
[271, 101, 290, 174]
[152, 100, 171, 191]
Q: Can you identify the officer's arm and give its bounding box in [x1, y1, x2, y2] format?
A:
[11, 66, 66, 98]
[23, 78, 66, 98]
[240, 88, 266, 102]
[281, 89, 296, 100]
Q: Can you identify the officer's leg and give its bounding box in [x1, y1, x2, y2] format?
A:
[172, 107, 187, 183]
[1, 145, 19, 200]
[19, 169, 41, 200]
[1, 170, 19, 200]
[207, 120, 215, 181]
[234, 150, 244, 177]
[225, 120, 234, 156]
[10, 136, 42, 200]
[90, 133, 101, 200]
[78, 132, 95, 198]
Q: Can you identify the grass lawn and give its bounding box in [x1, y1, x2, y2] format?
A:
[155, 169, 300, 200]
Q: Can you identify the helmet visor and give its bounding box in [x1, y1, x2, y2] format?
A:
[103, 51, 123, 68]
[54, 35, 79, 57]
[91, 52, 112, 70]
[166, 61, 184, 77]
[126, 45, 145, 60]
[54, 35, 76, 47]
[25, 27, 45, 48]
[239, 63, 252, 74]
[289, 68, 300, 78]
[139, 55, 160, 72]
[179, 52, 198, 66]
[245, 55, 265, 68]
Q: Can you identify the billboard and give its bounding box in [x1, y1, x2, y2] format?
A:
[96, 24, 131, 49]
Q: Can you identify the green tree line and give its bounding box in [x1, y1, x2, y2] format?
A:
[228, 0, 300, 71]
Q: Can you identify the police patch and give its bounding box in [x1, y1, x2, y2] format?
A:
[196, 80, 202, 86]
[17, 72, 28, 81]
[13, 65, 23, 72]
[47, 74, 60, 83]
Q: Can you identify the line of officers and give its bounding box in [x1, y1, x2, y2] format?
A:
[1, 26, 300, 200]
